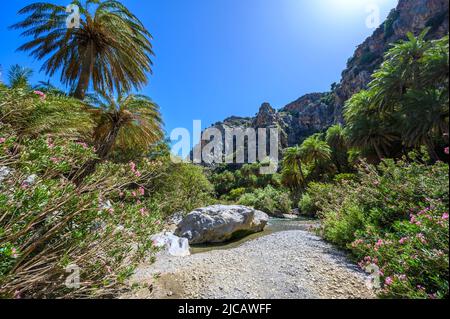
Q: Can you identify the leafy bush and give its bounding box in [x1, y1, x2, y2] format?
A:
[0, 126, 166, 298]
[228, 188, 247, 201]
[238, 186, 292, 216]
[352, 200, 448, 299]
[298, 193, 314, 217]
[143, 158, 214, 215]
[312, 156, 449, 298]
[298, 182, 335, 217]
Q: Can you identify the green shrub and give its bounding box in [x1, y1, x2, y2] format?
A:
[228, 188, 247, 201]
[312, 156, 449, 298]
[352, 200, 449, 299]
[238, 186, 292, 216]
[298, 193, 313, 216]
[145, 158, 214, 215]
[0, 126, 165, 298]
[299, 182, 335, 217]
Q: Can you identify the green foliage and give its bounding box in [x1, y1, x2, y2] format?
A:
[210, 162, 280, 198]
[309, 155, 449, 298]
[86, 92, 163, 161]
[326, 124, 351, 173]
[0, 86, 94, 140]
[353, 200, 449, 299]
[298, 182, 335, 217]
[238, 186, 292, 216]
[345, 32, 449, 161]
[8, 64, 33, 89]
[143, 158, 214, 215]
[0, 126, 163, 298]
[12, 0, 154, 99]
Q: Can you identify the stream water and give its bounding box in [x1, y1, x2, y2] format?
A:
[190, 217, 319, 254]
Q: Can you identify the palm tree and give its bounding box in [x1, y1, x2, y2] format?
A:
[12, 0, 154, 99]
[8, 64, 33, 89]
[370, 30, 431, 113]
[282, 146, 306, 189]
[326, 124, 349, 173]
[0, 86, 94, 140]
[73, 92, 163, 183]
[344, 90, 399, 161]
[300, 135, 332, 167]
[367, 31, 449, 160]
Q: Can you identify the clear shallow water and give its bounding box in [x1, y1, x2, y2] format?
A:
[190, 217, 318, 254]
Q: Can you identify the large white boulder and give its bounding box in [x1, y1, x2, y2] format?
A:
[151, 232, 191, 257]
[175, 205, 269, 245]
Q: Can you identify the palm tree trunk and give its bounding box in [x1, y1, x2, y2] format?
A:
[73, 42, 94, 100]
[72, 123, 121, 185]
[374, 144, 384, 162]
[425, 137, 440, 162]
[297, 159, 306, 189]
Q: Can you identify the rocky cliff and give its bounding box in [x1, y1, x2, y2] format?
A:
[332, 0, 449, 121]
[196, 0, 449, 162]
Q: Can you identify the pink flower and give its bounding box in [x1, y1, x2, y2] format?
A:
[138, 187, 145, 196]
[108, 208, 115, 215]
[46, 138, 55, 149]
[416, 233, 427, 244]
[132, 191, 137, 197]
[445, 147, 449, 155]
[385, 277, 393, 286]
[140, 208, 148, 217]
[155, 220, 161, 226]
[77, 142, 89, 149]
[129, 162, 137, 172]
[106, 266, 112, 274]
[50, 157, 60, 164]
[11, 248, 18, 259]
[135, 171, 142, 178]
[442, 213, 449, 220]
[399, 237, 408, 245]
[0, 138, 6, 144]
[33, 90, 46, 100]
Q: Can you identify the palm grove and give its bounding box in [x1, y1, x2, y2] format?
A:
[0, 0, 448, 299]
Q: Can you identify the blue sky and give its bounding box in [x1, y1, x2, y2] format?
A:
[0, 0, 398, 137]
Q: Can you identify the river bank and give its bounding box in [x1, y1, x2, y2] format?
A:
[124, 219, 375, 299]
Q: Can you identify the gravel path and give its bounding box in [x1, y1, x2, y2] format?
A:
[126, 229, 375, 299]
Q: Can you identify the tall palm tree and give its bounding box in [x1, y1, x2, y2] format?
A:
[344, 90, 399, 161]
[73, 92, 163, 183]
[8, 64, 33, 89]
[326, 124, 349, 173]
[370, 29, 431, 113]
[12, 0, 154, 99]
[282, 146, 306, 189]
[366, 31, 448, 160]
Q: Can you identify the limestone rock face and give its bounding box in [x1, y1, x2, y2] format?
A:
[175, 205, 269, 245]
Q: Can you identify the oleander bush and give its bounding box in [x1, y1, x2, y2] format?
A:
[0, 123, 213, 298]
[309, 154, 449, 298]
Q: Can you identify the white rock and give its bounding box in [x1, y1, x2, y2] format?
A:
[175, 205, 269, 245]
[151, 232, 191, 257]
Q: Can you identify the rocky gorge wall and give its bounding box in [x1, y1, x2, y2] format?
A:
[195, 0, 449, 163]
